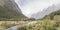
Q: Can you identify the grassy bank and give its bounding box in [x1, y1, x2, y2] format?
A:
[0, 21, 27, 30]
[18, 15, 60, 30]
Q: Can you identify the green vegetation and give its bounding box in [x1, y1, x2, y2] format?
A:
[0, 10, 60, 30]
[49, 10, 60, 20]
[0, 2, 60, 30]
[18, 10, 60, 30]
[0, 6, 26, 20]
[0, 21, 27, 30]
[0, 0, 26, 20]
[18, 19, 60, 30]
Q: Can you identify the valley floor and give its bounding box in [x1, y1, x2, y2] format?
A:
[0, 15, 60, 30]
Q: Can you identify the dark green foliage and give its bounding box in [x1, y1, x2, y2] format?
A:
[0, 6, 25, 20]
[49, 10, 60, 20]
[0, 0, 26, 20]
[18, 19, 60, 30]
[18, 26, 27, 30]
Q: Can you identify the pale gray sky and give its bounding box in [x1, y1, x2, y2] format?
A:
[15, 0, 60, 17]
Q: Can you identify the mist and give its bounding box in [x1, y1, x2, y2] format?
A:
[15, 0, 60, 18]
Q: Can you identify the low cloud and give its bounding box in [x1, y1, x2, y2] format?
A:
[15, 0, 60, 17]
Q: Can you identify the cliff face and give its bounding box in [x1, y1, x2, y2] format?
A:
[0, 0, 26, 19]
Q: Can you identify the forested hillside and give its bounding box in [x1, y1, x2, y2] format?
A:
[0, 0, 26, 20]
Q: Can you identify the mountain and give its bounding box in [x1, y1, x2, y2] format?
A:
[48, 9, 60, 20]
[31, 4, 60, 19]
[0, 0, 26, 19]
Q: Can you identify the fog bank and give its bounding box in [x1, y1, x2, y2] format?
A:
[15, 0, 60, 18]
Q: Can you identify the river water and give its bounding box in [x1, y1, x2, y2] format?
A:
[5, 21, 37, 30]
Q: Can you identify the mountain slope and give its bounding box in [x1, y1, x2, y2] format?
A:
[0, 0, 26, 19]
[48, 9, 60, 20]
[31, 4, 60, 19]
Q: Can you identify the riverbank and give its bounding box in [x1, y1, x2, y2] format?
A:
[0, 21, 28, 30]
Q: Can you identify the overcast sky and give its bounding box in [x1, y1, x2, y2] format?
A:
[15, 0, 60, 17]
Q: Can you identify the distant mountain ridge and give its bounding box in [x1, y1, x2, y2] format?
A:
[31, 4, 60, 19]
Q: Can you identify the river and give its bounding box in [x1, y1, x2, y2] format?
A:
[5, 21, 37, 30]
